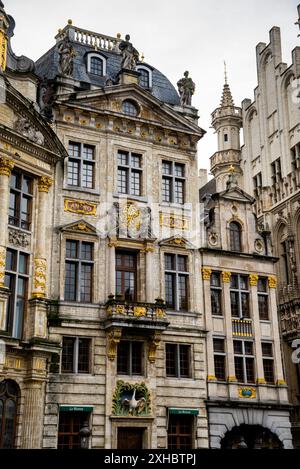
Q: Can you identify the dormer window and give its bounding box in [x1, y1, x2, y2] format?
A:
[122, 100, 139, 117]
[86, 53, 106, 77]
[229, 221, 242, 252]
[137, 65, 152, 89]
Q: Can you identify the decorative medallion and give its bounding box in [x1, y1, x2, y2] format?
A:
[64, 199, 97, 216]
[112, 380, 151, 416]
[238, 387, 256, 399]
[208, 233, 218, 247]
[254, 239, 264, 253]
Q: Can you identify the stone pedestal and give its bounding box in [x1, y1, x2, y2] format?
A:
[118, 68, 140, 86]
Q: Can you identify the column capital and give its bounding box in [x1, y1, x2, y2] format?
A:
[268, 276, 277, 289]
[222, 271, 231, 283]
[107, 328, 122, 360]
[249, 274, 259, 287]
[0, 157, 14, 177]
[148, 332, 161, 363]
[202, 268, 212, 281]
[38, 176, 53, 193]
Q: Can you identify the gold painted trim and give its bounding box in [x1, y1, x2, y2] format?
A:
[64, 199, 97, 216]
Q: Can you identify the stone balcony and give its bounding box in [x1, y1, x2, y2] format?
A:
[103, 295, 170, 332]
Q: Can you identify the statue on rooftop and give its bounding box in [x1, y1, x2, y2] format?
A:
[119, 34, 139, 71]
[177, 71, 195, 106]
[57, 38, 76, 77]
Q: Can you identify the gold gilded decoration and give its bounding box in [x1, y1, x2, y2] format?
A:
[249, 274, 259, 287]
[38, 176, 53, 193]
[0, 30, 8, 72]
[120, 202, 142, 236]
[277, 379, 287, 386]
[134, 307, 146, 317]
[238, 387, 256, 399]
[108, 237, 118, 248]
[257, 378, 266, 385]
[160, 213, 189, 231]
[148, 332, 161, 363]
[207, 375, 217, 382]
[228, 376, 237, 382]
[222, 271, 231, 283]
[116, 305, 126, 315]
[202, 268, 212, 281]
[0, 246, 6, 287]
[107, 328, 122, 360]
[32, 258, 47, 299]
[155, 308, 165, 319]
[0, 157, 14, 177]
[268, 276, 277, 289]
[64, 199, 97, 216]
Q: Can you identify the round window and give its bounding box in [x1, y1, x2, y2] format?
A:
[122, 100, 139, 117]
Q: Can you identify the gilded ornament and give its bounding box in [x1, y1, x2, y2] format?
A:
[268, 276, 277, 289]
[148, 332, 161, 363]
[155, 308, 165, 318]
[207, 375, 217, 382]
[257, 378, 266, 385]
[249, 274, 259, 287]
[107, 328, 122, 360]
[202, 268, 212, 281]
[38, 176, 53, 193]
[277, 379, 287, 386]
[238, 387, 256, 399]
[228, 375, 237, 382]
[133, 307, 147, 317]
[116, 305, 126, 315]
[222, 271, 231, 283]
[64, 199, 97, 216]
[0, 157, 14, 177]
[0, 30, 8, 72]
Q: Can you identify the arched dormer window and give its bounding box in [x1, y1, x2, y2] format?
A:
[122, 99, 139, 117]
[87, 53, 107, 77]
[0, 380, 19, 449]
[229, 221, 242, 252]
[137, 65, 152, 89]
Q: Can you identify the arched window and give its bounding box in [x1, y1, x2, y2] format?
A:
[86, 53, 106, 76]
[137, 66, 152, 89]
[0, 380, 19, 449]
[229, 222, 242, 252]
[122, 100, 139, 117]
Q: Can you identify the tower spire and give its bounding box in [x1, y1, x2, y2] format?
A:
[224, 61, 228, 85]
[220, 63, 234, 107]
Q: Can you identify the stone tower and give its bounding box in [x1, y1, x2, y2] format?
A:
[210, 69, 243, 192]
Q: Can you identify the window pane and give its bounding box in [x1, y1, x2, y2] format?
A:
[131, 154, 141, 168]
[258, 278, 267, 292]
[263, 359, 274, 384]
[3, 400, 16, 449]
[78, 339, 90, 373]
[165, 273, 175, 309]
[262, 343, 273, 357]
[165, 254, 175, 271]
[241, 292, 250, 318]
[230, 274, 239, 289]
[131, 170, 141, 196]
[131, 342, 143, 375]
[5, 249, 16, 271]
[118, 168, 128, 194]
[179, 345, 190, 378]
[174, 180, 184, 204]
[83, 145, 94, 161]
[234, 356, 244, 382]
[139, 69, 150, 88]
[230, 291, 239, 317]
[240, 276, 248, 290]
[80, 264, 92, 303]
[211, 290, 222, 316]
[10, 172, 19, 190]
[175, 164, 184, 177]
[122, 100, 138, 117]
[178, 275, 188, 311]
[177, 256, 188, 272]
[117, 341, 130, 374]
[211, 273, 221, 287]
[166, 344, 177, 377]
[90, 57, 103, 75]
[213, 339, 225, 353]
[66, 241, 78, 259]
[69, 142, 80, 158]
[162, 162, 172, 175]
[81, 243, 93, 261]
[82, 163, 94, 189]
[214, 355, 226, 381]
[22, 176, 33, 194]
[230, 222, 242, 252]
[65, 262, 77, 301]
[233, 341, 243, 355]
[67, 160, 80, 186]
[61, 337, 75, 373]
[258, 295, 269, 320]
[245, 357, 255, 383]
[162, 177, 172, 202]
[244, 342, 253, 356]
[18, 253, 28, 275]
[118, 152, 128, 166]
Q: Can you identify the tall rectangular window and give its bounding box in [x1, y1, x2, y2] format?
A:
[168, 415, 193, 449]
[165, 254, 189, 311]
[64, 240, 94, 303]
[262, 343, 275, 384]
[258, 277, 269, 321]
[271, 158, 282, 185]
[115, 251, 137, 301]
[166, 344, 191, 378]
[213, 338, 226, 381]
[162, 161, 185, 204]
[9, 171, 33, 231]
[4, 249, 29, 339]
[117, 151, 142, 196]
[291, 144, 300, 171]
[253, 172, 262, 195]
[230, 274, 250, 318]
[67, 142, 95, 189]
[210, 272, 222, 316]
[117, 341, 143, 375]
[61, 337, 91, 374]
[234, 340, 255, 384]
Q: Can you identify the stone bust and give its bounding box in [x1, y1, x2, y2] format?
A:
[177, 71, 195, 106]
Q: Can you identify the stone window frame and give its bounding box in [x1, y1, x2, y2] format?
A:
[165, 342, 193, 379]
[60, 335, 93, 375]
[233, 339, 256, 384]
[64, 239, 95, 303]
[136, 65, 153, 89]
[86, 52, 107, 76]
[116, 339, 145, 377]
[164, 252, 189, 312]
[117, 149, 143, 197]
[161, 159, 186, 205]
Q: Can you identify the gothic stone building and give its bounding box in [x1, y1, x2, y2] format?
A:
[0, 0, 295, 449]
[241, 7, 300, 447]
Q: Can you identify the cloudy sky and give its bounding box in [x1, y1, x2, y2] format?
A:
[5, 0, 299, 173]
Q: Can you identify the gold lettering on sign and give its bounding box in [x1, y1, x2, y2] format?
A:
[64, 199, 97, 216]
[160, 213, 189, 230]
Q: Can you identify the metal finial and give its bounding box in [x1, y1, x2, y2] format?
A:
[229, 165, 235, 174]
[224, 61, 228, 85]
[295, 4, 300, 36]
[141, 53, 145, 62]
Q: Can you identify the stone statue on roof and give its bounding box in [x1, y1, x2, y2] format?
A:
[177, 71, 195, 106]
[57, 37, 76, 77]
[119, 34, 139, 71]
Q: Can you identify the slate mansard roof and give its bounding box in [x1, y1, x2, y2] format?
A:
[35, 29, 181, 106]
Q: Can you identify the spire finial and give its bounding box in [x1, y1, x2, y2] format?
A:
[295, 4, 300, 36]
[224, 61, 228, 85]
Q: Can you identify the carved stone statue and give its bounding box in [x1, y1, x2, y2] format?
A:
[57, 38, 76, 76]
[177, 71, 195, 106]
[119, 34, 139, 71]
[14, 116, 44, 145]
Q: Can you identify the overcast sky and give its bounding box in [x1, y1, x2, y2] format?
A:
[5, 0, 299, 173]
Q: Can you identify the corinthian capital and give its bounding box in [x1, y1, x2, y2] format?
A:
[0, 157, 14, 176]
[38, 176, 53, 193]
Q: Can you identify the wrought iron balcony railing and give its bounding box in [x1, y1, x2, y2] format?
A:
[232, 318, 253, 337]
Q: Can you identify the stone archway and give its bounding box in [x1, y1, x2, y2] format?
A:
[221, 424, 283, 449]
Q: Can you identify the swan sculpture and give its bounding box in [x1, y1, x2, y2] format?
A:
[122, 388, 146, 415]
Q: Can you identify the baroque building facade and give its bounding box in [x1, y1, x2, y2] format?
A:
[0, 0, 297, 449]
